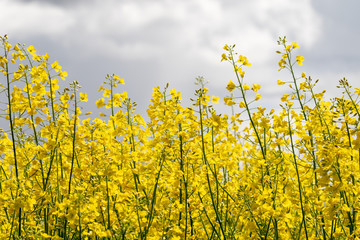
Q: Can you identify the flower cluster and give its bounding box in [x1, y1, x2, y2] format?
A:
[1, 34, 360, 239]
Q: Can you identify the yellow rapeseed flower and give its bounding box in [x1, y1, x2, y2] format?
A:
[242, 83, 250, 91]
[51, 61, 62, 72]
[285, 45, 292, 51]
[212, 96, 219, 103]
[277, 80, 285, 85]
[221, 53, 228, 62]
[281, 94, 289, 102]
[224, 97, 235, 106]
[251, 83, 261, 92]
[27, 45, 36, 54]
[80, 92, 88, 102]
[226, 80, 236, 92]
[96, 98, 106, 108]
[59, 70, 68, 80]
[355, 88, 360, 95]
[113, 74, 125, 84]
[296, 55, 305, 66]
[292, 42, 300, 49]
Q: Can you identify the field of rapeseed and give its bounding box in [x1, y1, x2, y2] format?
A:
[1, 34, 360, 239]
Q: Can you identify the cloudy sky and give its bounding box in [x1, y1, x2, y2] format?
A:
[1, 0, 360, 118]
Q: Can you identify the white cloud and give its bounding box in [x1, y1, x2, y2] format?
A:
[63, 0, 322, 97]
[260, 0, 322, 46]
[1, 0, 325, 112]
[0, 0, 75, 37]
[1, 0, 322, 63]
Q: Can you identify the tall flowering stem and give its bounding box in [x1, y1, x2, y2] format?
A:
[1, 35, 360, 239]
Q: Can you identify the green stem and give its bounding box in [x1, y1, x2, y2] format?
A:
[229, 50, 266, 160]
[3, 39, 22, 237]
[287, 109, 309, 240]
[68, 84, 78, 195]
[198, 94, 227, 239]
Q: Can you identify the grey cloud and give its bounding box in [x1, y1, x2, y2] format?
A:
[304, 0, 360, 73]
[2, 0, 359, 120]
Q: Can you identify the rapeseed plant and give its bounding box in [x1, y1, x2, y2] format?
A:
[1, 34, 360, 239]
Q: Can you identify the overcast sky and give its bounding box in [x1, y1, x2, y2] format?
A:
[1, 0, 360, 119]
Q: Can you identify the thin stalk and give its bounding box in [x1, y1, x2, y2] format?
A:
[46, 68, 56, 122]
[287, 110, 309, 239]
[198, 96, 227, 239]
[178, 117, 188, 239]
[228, 50, 266, 159]
[125, 100, 145, 239]
[106, 175, 111, 234]
[3, 39, 22, 237]
[143, 152, 165, 238]
[283, 44, 327, 238]
[68, 86, 78, 195]
[78, 197, 82, 240]
[198, 192, 221, 239]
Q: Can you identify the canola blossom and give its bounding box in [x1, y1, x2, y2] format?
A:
[1, 35, 360, 239]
